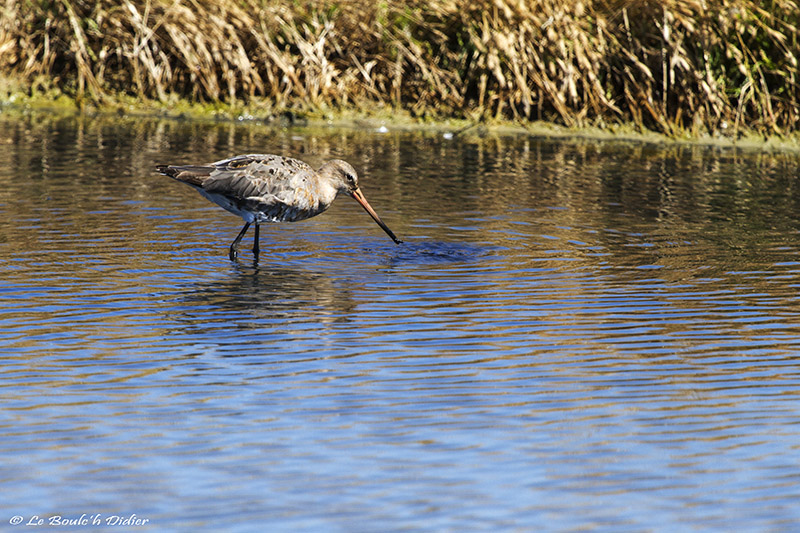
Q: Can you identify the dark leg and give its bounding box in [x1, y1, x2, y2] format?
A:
[252, 223, 260, 256]
[229, 222, 251, 261]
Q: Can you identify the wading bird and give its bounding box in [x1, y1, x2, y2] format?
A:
[156, 154, 402, 260]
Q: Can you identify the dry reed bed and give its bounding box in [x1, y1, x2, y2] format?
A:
[1, 0, 798, 135]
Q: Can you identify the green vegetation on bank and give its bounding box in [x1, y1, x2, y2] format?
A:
[1, 1, 799, 139]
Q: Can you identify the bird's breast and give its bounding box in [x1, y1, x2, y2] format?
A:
[244, 186, 324, 223]
[199, 190, 258, 223]
[197, 177, 336, 224]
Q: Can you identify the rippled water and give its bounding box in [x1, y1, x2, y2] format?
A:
[3, 112, 800, 530]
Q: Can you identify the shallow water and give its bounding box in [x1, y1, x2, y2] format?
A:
[3, 112, 800, 530]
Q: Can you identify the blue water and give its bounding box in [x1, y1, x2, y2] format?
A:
[2, 113, 800, 531]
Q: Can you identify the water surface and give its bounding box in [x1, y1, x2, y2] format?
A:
[2, 113, 800, 531]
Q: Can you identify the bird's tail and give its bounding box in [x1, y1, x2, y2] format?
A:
[155, 164, 213, 187]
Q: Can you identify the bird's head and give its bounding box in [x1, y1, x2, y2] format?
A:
[318, 159, 402, 245]
[320, 159, 360, 196]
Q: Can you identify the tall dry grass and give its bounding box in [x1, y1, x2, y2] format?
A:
[1, 0, 798, 135]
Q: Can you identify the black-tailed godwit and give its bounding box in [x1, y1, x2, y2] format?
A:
[157, 154, 402, 260]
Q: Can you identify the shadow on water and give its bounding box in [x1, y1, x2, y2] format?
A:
[166, 238, 491, 336]
[380, 240, 492, 266]
[173, 262, 356, 326]
[313, 231, 491, 266]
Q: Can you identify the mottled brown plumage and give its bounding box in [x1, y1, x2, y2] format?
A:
[156, 154, 402, 260]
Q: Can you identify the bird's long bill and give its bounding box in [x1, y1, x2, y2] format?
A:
[350, 188, 403, 244]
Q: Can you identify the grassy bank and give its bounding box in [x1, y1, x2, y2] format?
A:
[2, 1, 799, 138]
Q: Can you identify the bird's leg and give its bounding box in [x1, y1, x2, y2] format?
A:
[252, 223, 260, 256]
[229, 222, 251, 261]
